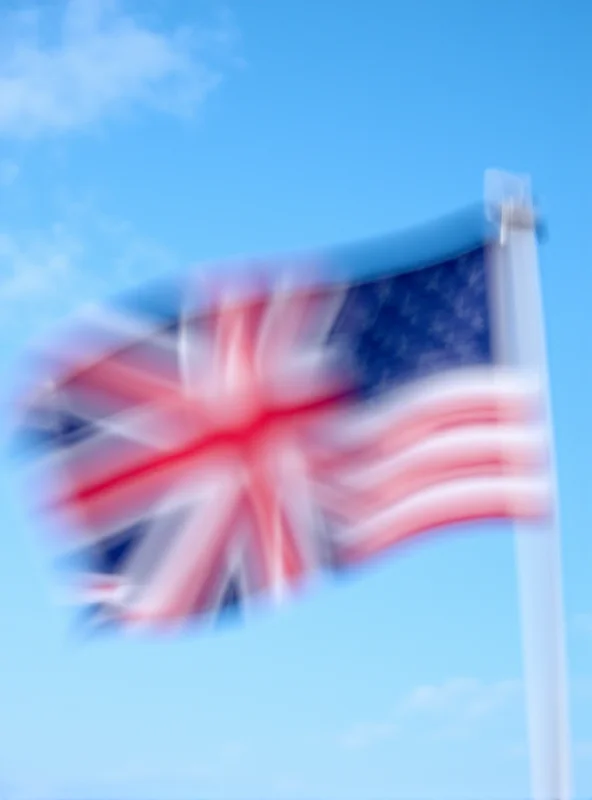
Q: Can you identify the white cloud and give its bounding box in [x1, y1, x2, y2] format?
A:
[0, 223, 85, 302]
[403, 677, 521, 720]
[0, 0, 239, 138]
[0, 204, 180, 326]
[338, 721, 397, 751]
[337, 677, 520, 752]
[0, 159, 19, 185]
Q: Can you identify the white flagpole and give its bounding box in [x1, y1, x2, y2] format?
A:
[485, 170, 571, 800]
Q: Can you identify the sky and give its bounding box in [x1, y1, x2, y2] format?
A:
[1, 0, 592, 799]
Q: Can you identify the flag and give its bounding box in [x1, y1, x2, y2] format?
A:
[16, 213, 550, 630]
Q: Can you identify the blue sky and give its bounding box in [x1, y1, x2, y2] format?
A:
[1, 1, 592, 798]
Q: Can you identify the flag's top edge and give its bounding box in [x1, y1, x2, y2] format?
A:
[191, 202, 544, 286]
[324, 203, 493, 282]
[322, 201, 545, 282]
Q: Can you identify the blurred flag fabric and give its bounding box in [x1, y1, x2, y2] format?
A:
[15, 205, 550, 631]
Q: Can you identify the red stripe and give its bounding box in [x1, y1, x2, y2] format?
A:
[317, 434, 545, 522]
[338, 485, 550, 566]
[247, 453, 307, 588]
[63, 351, 179, 407]
[53, 389, 349, 531]
[310, 394, 536, 475]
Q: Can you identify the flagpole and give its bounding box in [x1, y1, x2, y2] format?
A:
[485, 170, 571, 800]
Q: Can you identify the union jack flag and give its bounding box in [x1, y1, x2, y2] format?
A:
[17, 236, 550, 630]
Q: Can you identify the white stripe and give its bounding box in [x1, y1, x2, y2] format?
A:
[42, 305, 178, 370]
[58, 574, 128, 606]
[278, 442, 328, 571]
[178, 313, 212, 397]
[55, 453, 240, 552]
[32, 393, 219, 512]
[126, 463, 244, 620]
[259, 435, 325, 584]
[327, 366, 541, 445]
[338, 475, 551, 545]
[336, 423, 547, 489]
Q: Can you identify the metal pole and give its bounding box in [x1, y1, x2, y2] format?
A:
[486, 169, 571, 800]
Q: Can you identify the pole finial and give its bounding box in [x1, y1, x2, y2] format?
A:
[484, 169, 538, 244]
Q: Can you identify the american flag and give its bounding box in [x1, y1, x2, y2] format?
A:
[18, 242, 550, 630]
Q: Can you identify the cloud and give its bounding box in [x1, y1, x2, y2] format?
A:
[338, 721, 397, 751]
[400, 678, 522, 743]
[0, 223, 85, 302]
[402, 677, 521, 720]
[337, 677, 520, 752]
[0, 0, 240, 138]
[0, 159, 19, 185]
[0, 203, 180, 327]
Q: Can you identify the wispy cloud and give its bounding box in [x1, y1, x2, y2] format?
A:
[0, 0, 240, 138]
[338, 677, 521, 752]
[402, 677, 521, 720]
[0, 223, 84, 302]
[0, 202, 179, 325]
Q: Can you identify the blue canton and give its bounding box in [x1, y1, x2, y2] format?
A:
[327, 247, 492, 398]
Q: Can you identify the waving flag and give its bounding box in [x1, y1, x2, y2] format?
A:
[16, 209, 550, 630]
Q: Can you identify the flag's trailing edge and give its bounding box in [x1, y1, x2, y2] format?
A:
[14, 202, 551, 632]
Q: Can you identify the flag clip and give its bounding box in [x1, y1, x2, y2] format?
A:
[499, 201, 537, 246]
